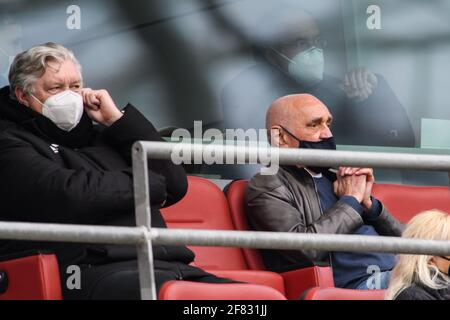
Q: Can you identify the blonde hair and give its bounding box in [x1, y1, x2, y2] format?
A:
[385, 210, 450, 300]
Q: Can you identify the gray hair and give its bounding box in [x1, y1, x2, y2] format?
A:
[8, 42, 82, 100]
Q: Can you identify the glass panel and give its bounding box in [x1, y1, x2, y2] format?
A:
[1, 0, 449, 185]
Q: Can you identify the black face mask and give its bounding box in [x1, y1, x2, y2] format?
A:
[280, 125, 337, 180]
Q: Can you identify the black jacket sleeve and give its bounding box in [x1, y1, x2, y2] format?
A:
[102, 104, 188, 207]
[348, 75, 416, 147]
[0, 132, 167, 224]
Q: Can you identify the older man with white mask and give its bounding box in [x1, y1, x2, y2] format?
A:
[0, 42, 234, 299]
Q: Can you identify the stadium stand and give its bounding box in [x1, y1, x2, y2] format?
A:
[0, 176, 449, 300]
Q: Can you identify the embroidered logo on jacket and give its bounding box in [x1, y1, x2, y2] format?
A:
[50, 144, 60, 154]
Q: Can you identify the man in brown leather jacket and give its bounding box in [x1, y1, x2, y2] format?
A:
[246, 94, 404, 290]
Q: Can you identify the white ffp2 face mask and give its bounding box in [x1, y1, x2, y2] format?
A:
[31, 90, 84, 132]
[273, 46, 324, 86]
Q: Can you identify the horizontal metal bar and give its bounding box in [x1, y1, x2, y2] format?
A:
[151, 228, 450, 256]
[137, 141, 450, 171]
[1, 222, 449, 256]
[0, 222, 146, 245]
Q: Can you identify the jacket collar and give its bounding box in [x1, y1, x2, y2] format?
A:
[0, 86, 95, 148]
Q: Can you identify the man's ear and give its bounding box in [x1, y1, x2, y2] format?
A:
[270, 126, 286, 148]
[15, 87, 29, 106]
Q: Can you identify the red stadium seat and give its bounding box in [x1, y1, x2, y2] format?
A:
[225, 180, 450, 299]
[372, 183, 450, 223]
[222, 180, 266, 271]
[161, 176, 288, 297]
[0, 249, 285, 300]
[225, 179, 335, 299]
[159, 281, 286, 300]
[301, 287, 385, 300]
[211, 270, 285, 295]
[7, 179, 444, 300]
[162, 176, 334, 299]
[0, 176, 287, 300]
[0, 251, 62, 300]
[279, 266, 335, 300]
[161, 176, 248, 270]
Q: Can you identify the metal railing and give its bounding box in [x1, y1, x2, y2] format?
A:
[0, 141, 449, 300]
[131, 141, 450, 299]
[139, 141, 450, 171]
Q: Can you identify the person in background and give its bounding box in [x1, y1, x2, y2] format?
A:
[246, 93, 404, 290]
[222, 7, 415, 149]
[0, 42, 236, 299]
[386, 210, 450, 300]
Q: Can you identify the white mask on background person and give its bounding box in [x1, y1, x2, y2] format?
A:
[272, 46, 324, 86]
[31, 90, 84, 132]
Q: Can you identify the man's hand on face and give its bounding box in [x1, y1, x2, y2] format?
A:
[340, 67, 378, 102]
[81, 88, 123, 126]
[334, 167, 375, 210]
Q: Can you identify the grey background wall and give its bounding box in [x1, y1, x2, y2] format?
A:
[0, 0, 449, 185]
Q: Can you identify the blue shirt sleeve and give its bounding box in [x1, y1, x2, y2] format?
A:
[340, 195, 365, 216]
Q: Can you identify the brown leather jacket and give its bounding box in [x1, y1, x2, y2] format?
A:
[246, 166, 404, 272]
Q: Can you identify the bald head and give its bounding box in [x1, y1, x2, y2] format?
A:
[266, 94, 333, 148]
[266, 94, 326, 129]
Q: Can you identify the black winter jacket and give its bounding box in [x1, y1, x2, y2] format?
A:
[0, 86, 194, 267]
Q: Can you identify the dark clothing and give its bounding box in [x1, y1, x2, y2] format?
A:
[246, 166, 404, 277]
[222, 63, 416, 148]
[395, 283, 450, 300]
[312, 175, 396, 288]
[0, 86, 231, 299]
[62, 260, 234, 300]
